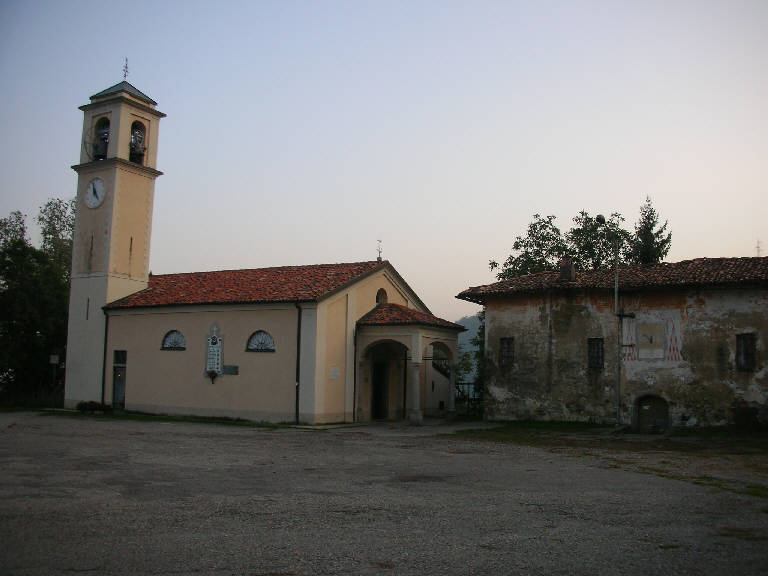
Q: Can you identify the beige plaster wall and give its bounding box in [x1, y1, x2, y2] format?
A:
[105, 305, 299, 422]
[109, 168, 154, 283]
[315, 268, 425, 423]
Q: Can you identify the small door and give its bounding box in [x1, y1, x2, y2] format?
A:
[637, 395, 669, 433]
[371, 362, 388, 420]
[113, 350, 127, 410]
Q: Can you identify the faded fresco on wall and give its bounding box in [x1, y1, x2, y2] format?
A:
[637, 323, 665, 360]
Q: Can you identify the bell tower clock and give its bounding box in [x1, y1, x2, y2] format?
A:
[64, 82, 165, 408]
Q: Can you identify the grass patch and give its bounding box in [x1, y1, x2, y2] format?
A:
[451, 420, 768, 454]
[40, 408, 283, 429]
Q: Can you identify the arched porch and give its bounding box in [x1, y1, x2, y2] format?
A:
[355, 305, 464, 424]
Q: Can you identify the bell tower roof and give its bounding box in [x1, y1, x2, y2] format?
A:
[89, 81, 157, 106]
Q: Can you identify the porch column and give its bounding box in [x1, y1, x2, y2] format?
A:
[447, 363, 456, 417]
[409, 362, 423, 425]
[356, 360, 365, 422]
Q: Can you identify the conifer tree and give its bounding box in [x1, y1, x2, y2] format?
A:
[627, 197, 671, 265]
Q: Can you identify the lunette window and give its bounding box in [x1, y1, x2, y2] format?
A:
[161, 330, 186, 350]
[246, 330, 275, 352]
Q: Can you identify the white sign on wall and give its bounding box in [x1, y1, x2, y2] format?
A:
[207, 335, 223, 374]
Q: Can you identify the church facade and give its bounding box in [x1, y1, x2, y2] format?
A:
[64, 82, 462, 424]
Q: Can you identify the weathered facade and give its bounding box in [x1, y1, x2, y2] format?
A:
[458, 258, 768, 428]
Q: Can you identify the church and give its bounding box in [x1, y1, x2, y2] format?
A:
[64, 82, 463, 424]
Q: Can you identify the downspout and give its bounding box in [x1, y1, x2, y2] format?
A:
[353, 326, 357, 423]
[294, 303, 302, 425]
[403, 349, 408, 419]
[101, 311, 109, 405]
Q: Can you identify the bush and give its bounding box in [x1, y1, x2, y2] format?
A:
[75, 401, 113, 414]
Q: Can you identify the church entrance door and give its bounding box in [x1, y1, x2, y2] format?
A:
[113, 350, 127, 410]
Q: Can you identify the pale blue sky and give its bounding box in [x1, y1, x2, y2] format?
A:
[1, 0, 766, 320]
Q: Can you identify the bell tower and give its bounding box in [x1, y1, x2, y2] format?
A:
[64, 82, 165, 408]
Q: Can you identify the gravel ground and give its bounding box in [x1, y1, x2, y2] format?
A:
[1, 412, 767, 576]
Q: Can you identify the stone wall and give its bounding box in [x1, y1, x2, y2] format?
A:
[484, 287, 767, 426]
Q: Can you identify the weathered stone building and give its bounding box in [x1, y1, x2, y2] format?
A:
[458, 257, 768, 429]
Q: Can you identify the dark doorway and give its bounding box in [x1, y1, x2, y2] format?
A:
[636, 395, 669, 433]
[113, 350, 127, 410]
[372, 362, 388, 419]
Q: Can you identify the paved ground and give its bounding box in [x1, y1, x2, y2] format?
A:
[1, 412, 767, 576]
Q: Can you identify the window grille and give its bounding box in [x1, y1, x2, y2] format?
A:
[161, 330, 186, 350]
[500, 337, 514, 368]
[588, 338, 604, 371]
[246, 330, 275, 352]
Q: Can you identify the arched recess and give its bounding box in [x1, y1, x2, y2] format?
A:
[129, 121, 146, 164]
[93, 117, 110, 160]
[376, 288, 388, 305]
[360, 339, 409, 421]
[634, 394, 669, 433]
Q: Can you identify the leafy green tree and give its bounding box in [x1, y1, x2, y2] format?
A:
[567, 211, 631, 271]
[490, 214, 567, 279]
[0, 211, 28, 247]
[0, 200, 74, 406]
[491, 203, 671, 280]
[627, 196, 671, 265]
[37, 198, 75, 282]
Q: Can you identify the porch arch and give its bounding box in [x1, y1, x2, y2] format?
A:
[358, 339, 409, 421]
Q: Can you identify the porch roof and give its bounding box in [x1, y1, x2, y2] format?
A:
[357, 303, 465, 331]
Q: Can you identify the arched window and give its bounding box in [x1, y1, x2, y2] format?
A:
[376, 288, 388, 305]
[246, 330, 275, 352]
[93, 117, 110, 160]
[129, 121, 146, 164]
[161, 330, 186, 350]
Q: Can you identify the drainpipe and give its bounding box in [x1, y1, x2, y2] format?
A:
[101, 311, 109, 405]
[353, 326, 357, 423]
[294, 303, 302, 425]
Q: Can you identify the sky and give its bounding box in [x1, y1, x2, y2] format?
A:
[1, 0, 766, 321]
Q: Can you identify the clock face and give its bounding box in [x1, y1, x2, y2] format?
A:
[85, 178, 106, 209]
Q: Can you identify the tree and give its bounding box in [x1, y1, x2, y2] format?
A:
[0, 199, 74, 406]
[0, 211, 28, 247]
[566, 211, 631, 271]
[627, 196, 671, 265]
[37, 198, 75, 282]
[470, 310, 485, 399]
[491, 202, 672, 280]
[490, 214, 567, 279]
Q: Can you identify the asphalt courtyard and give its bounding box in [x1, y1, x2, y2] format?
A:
[1, 412, 767, 576]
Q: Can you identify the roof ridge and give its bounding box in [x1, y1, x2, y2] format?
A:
[148, 260, 386, 278]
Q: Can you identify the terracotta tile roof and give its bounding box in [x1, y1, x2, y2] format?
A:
[107, 261, 388, 309]
[457, 257, 768, 304]
[357, 303, 465, 331]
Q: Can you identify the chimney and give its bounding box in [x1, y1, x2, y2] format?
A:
[559, 257, 576, 281]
